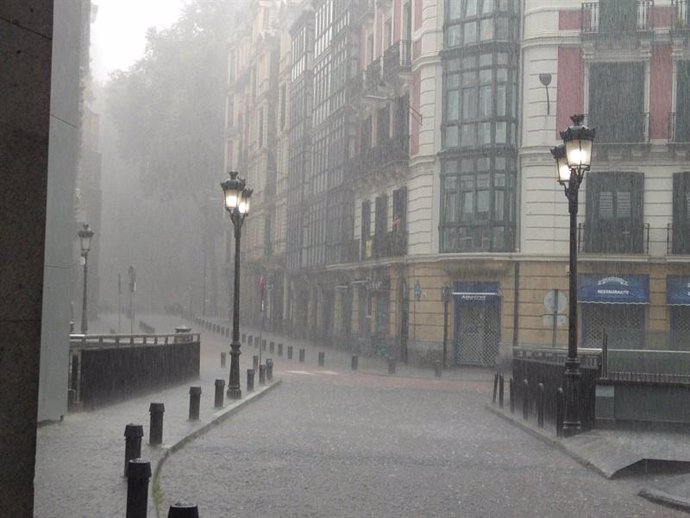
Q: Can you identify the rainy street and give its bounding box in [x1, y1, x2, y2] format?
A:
[159, 362, 679, 517]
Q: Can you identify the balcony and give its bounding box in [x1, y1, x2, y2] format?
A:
[582, 1, 654, 34]
[669, 112, 690, 143]
[578, 222, 650, 255]
[667, 224, 690, 255]
[354, 134, 409, 178]
[360, 231, 407, 261]
[586, 112, 649, 145]
[382, 40, 411, 83]
[365, 58, 382, 92]
[672, 0, 690, 31]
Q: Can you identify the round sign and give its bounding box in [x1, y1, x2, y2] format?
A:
[544, 290, 567, 313]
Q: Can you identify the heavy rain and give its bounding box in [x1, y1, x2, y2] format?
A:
[3, 0, 690, 516]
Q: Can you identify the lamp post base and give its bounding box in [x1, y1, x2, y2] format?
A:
[562, 357, 582, 437]
[226, 387, 242, 400]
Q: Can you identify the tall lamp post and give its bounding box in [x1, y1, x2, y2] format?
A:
[221, 171, 252, 399]
[78, 223, 95, 334]
[550, 114, 595, 436]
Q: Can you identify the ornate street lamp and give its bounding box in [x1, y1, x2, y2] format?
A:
[221, 171, 253, 399]
[550, 114, 595, 437]
[77, 223, 95, 334]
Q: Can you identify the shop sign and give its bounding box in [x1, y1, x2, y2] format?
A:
[453, 281, 501, 304]
[578, 274, 649, 304]
[667, 276, 690, 306]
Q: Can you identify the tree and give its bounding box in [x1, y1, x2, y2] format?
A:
[106, 0, 239, 315]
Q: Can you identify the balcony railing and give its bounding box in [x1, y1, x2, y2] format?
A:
[578, 222, 650, 255]
[586, 112, 649, 144]
[351, 134, 409, 178]
[667, 223, 690, 255]
[672, 0, 690, 30]
[582, 1, 654, 34]
[365, 58, 382, 91]
[669, 112, 690, 143]
[360, 230, 407, 260]
[382, 40, 411, 81]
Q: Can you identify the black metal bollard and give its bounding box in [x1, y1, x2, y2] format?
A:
[509, 379, 514, 414]
[287, 345, 293, 360]
[498, 375, 504, 408]
[388, 357, 396, 375]
[149, 403, 165, 445]
[522, 379, 529, 420]
[253, 355, 259, 372]
[351, 354, 358, 370]
[493, 373, 499, 403]
[123, 424, 144, 477]
[220, 352, 226, 368]
[259, 365, 266, 385]
[247, 368, 255, 392]
[299, 348, 305, 363]
[434, 360, 442, 378]
[266, 359, 273, 381]
[537, 383, 545, 428]
[168, 502, 199, 518]
[270, 341, 275, 353]
[556, 387, 565, 437]
[278, 343, 283, 356]
[214, 379, 225, 408]
[188, 386, 201, 421]
[318, 351, 325, 366]
[126, 459, 151, 518]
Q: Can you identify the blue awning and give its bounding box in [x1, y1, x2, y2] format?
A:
[578, 274, 649, 304]
[453, 281, 501, 303]
[667, 276, 690, 306]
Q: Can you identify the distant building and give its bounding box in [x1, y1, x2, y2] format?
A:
[224, 0, 690, 365]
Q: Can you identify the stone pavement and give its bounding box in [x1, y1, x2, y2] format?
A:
[34, 314, 279, 518]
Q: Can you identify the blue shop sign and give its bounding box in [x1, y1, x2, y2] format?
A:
[667, 276, 690, 306]
[453, 281, 501, 304]
[578, 274, 649, 304]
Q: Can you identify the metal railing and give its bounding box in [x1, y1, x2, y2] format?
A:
[365, 58, 382, 91]
[582, 1, 654, 33]
[577, 222, 650, 255]
[667, 223, 690, 255]
[383, 40, 411, 80]
[69, 332, 200, 350]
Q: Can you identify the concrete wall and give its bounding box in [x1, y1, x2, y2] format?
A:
[0, 1, 54, 514]
[39, 0, 83, 423]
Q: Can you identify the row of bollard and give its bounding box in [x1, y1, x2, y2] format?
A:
[492, 372, 565, 434]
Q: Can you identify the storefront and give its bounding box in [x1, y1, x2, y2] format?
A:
[667, 276, 690, 349]
[453, 281, 501, 366]
[578, 274, 649, 347]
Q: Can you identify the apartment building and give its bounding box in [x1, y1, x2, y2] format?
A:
[225, 0, 690, 366]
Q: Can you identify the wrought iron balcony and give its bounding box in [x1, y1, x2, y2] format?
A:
[581, 1, 654, 34]
[355, 133, 410, 178]
[365, 58, 382, 92]
[360, 231, 407, 261]
[667, 223, 690, 255]
[586, 112, 649, 144]
[578, 222, 650, 255]
[382, 40, 411, 82]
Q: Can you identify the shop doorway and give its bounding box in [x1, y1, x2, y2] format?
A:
[453, 282, 501, 366]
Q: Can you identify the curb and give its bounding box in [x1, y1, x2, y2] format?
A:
[485, 403, 611, 479]
[152, 379, 282, 517]
[638, 488, 690, 514]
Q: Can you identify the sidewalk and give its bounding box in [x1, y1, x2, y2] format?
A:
[34, 314, 279, 518]
[486, 401, 690, 513]
[193, 314, 494, 383]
